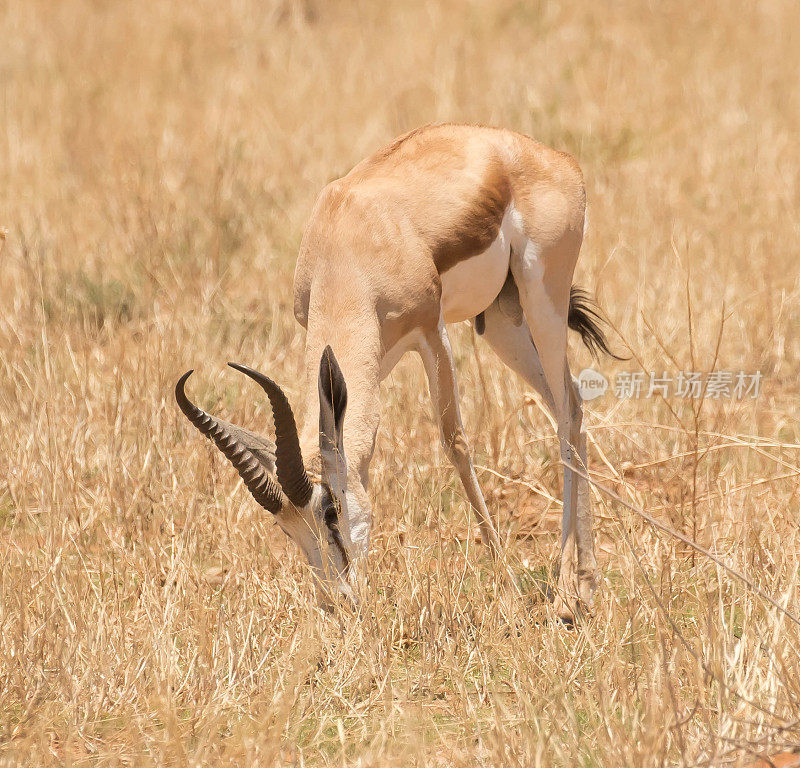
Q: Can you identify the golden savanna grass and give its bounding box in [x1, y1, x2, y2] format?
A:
[2, 0, 799, 765]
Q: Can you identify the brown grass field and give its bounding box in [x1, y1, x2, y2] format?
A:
[2, 0, 799, 765]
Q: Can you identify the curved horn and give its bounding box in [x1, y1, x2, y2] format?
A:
[227, 363, 314, 508]
[175, 371, 284, 514]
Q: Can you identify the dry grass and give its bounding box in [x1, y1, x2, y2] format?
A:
[2, 0, 800, 765]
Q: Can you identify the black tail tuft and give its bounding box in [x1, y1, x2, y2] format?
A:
[568, 286, 626, 360]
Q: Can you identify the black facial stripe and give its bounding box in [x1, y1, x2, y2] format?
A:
[321, 484, 340, 524]
[321, 484, 349, 573]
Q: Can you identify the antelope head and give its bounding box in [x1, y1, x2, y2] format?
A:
[175, 346, 355, 607]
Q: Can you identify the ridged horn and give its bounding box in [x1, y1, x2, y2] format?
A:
[227, 363, 314, 508]
[175, 370, 284, 514]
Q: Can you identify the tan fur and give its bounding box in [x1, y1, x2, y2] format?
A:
[295, 125, 583, 439]
[292, 124, 595, 616]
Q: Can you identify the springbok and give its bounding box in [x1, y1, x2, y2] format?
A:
[176, 124, 618, 619]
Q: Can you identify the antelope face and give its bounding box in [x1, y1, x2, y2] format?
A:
[176, 346, 356, 608]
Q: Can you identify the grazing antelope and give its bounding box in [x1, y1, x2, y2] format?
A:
[176, 124, 618, 619]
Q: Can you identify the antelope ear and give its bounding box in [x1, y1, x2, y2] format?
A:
[318, 346, 348, 485]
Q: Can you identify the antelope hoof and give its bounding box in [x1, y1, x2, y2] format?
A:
[554, 569, 599, 624]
